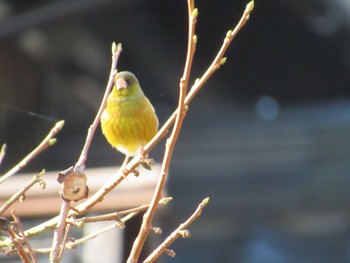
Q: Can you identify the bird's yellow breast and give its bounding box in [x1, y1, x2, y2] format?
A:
[101, 95, 158, 156]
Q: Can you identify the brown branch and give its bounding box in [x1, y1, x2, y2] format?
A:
[73, 203, 151, 225]
[11, 212, 38, 263]
[49, 200, 71, 263]
[0, 170, 46, 216]
[66, 211, 138, 250]
[143, 197, 209, 263]
[29, 212, 140, 255]
[72, 197, 172, 226]
[8, 227, 31, 263]
[0, 120, 64, 184]
[127, 1, 197, 262]
[75, 42, 122, 170]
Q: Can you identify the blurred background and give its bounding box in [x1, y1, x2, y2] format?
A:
[1, 0, 350, 262]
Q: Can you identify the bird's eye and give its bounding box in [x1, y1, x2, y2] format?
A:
[125, 78, 132, 86]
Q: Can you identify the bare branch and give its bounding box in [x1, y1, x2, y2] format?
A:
[143, 197, 209, 263]
[0, 144, 6, 167]
[127, 1, 197, 261]
[0, 170, 46, 216]
[75, 42, 123, 170]
[49, 200, 71, 263]
[0, 120, 64, 184]
[11, 212, 38, 263]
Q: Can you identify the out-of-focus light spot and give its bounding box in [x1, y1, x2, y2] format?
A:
[255, 96, 279, 121]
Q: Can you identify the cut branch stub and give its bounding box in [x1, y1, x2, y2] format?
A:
[57, 167, 89, 202]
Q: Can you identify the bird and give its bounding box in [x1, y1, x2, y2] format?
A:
[100, 71, 159, 158]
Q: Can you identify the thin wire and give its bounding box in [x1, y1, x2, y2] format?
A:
[0, 103, 59, 123]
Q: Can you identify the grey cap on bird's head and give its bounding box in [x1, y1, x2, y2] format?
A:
[115, 71, 138, 90]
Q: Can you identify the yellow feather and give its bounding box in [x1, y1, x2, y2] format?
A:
[101, 71, 158, 156]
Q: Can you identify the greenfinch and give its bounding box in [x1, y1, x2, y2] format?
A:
[100, 71, 159, 156]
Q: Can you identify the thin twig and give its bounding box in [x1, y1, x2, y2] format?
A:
[127, 1, 197, 262]
[29, 212, 139, 255]
[57, 222, 71, 260]
[0, 120, 64, 184]
[185, 1, 254, 105]
[0, 144, 6, 166]
[75, 43, 123, 170]
[143, 197, 209, 263]
[73, 203, 151, 225]
[0, 170, 46, 216]
[8, 227, 31, 263]
[72, 197, 172, 226]
[11, 212, 38, 263]
[49, 200, 71, 263]
[67, 211, 138, 250]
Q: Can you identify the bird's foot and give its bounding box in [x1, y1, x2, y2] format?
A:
[136, 147, 148, 159]
[136, 148, 155, 171]
[140, 158, 155, 171]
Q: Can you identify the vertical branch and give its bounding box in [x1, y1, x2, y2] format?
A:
[49, 200, 71, 263]
[49, 42, 123, 262]
[127, 1, 197, 262]
[75, 43, 123, 170]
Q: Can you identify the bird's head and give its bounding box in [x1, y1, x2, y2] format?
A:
[112, 71, 144, 99]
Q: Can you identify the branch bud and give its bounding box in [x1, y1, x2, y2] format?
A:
[220, 57, 227, 65]
[152, 227, 162, 234]
[48, 138, 57, 146]
[192, 35, 198, 44]
[55, 120, 65, 130]
[159, 197, 173, 205]
[192, 8, 198, 18]
[112, 42, 117, 55]
[226, 30, 233, 38]
[246, 0, 254, 13]
[19, 194, 25, 202]
[38, 179, 46, 189]
[178, 229, 191, 238]
[116, 219, 126, 229]
[165, 249, 176, 257]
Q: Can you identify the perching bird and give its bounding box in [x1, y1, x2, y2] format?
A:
[100, 71, 159, 157]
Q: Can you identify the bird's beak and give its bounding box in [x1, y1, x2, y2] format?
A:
[116, 78, 128, 90]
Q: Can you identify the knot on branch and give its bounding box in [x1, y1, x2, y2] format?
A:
[57, 167, 89, 202]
